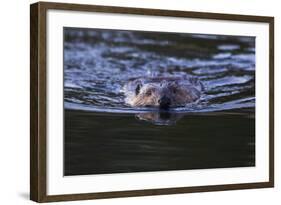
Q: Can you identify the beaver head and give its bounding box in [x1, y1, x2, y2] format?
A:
[123, 76, 203, 109]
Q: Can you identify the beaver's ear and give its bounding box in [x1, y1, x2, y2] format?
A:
[135, 84, 142, 95]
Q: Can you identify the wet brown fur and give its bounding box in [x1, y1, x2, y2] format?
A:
[123, 76, 203, 108]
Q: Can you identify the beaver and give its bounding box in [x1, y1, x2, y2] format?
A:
[123, 75, 203, 109]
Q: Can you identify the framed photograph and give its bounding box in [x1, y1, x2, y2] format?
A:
[30, 1, 274, 202]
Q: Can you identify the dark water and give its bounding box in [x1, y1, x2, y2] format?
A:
[64, 28, 255, 176]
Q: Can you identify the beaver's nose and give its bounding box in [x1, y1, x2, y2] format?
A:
[158, 96, 171, 109]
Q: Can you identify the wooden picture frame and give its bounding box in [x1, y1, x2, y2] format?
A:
[30, 1, 274, 202]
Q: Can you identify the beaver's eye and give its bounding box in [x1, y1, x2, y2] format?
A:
[135, 84, 141, 95]
[172, 88, 177, 94]
[146, 90, 152, 96]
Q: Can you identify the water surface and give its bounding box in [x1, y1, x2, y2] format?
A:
[64, 28, 255, 176]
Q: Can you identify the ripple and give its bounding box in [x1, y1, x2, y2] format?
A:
[64, 28, 255, 114]
[218, 44, 240, 51]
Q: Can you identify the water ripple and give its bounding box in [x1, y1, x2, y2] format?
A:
[64, 28, 255, 114]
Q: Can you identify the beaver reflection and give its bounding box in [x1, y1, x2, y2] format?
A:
[136, 112, 184, 125]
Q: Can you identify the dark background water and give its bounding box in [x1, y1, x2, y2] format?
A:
[64, 27, 255, 176]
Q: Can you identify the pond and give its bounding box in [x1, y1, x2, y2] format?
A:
[64, 28, 255, 176]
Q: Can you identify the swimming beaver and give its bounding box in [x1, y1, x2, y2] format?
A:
[123, 76, 203, 109]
